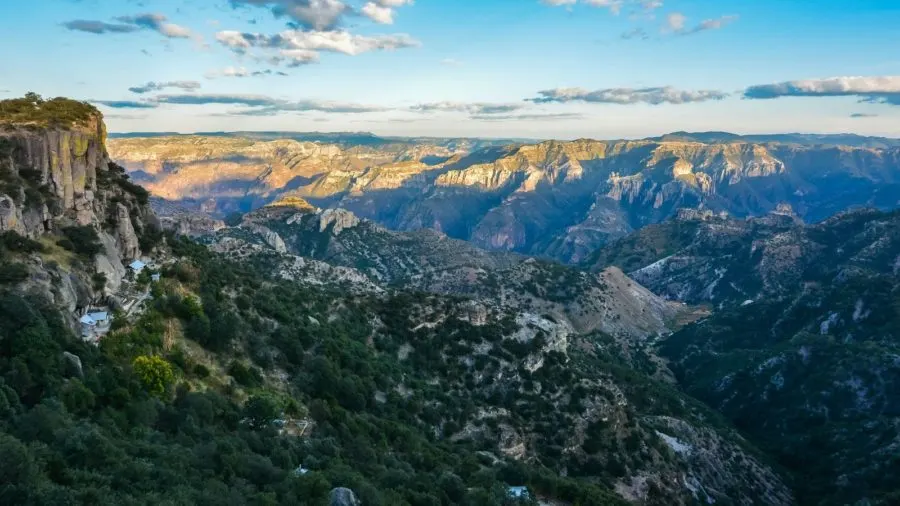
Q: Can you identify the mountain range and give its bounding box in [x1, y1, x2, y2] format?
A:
[109, 132, 900, 263]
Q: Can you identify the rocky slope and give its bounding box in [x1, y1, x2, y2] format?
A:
[585, 206, 807, 305]
[182, 199, 793, 505]
[110, 134, 900, 263]
[205, 198, 685, 341]
[589, 206, 900, 504]
[0, 94, 158, 317]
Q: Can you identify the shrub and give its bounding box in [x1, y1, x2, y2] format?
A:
[59, 226, 101, 258]
[92, 272, 107, 292]
[0, 263, 29, 284]
[224, 212, 244, 227]
[138, 222, 164, 252]
[228, 361, 263, 388]
[0, 231, 44, 254]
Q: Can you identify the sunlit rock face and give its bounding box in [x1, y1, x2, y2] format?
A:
[110, 134, 900, 263]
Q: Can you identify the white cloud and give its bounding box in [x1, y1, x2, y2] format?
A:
[116, 13, 195, 39]
[528, 86, 729, 105]
[664, 13, 738, 35]
[411, 101, 527, 116]
[229, 0, 350, 31]
[744, 76, 900, 105]
[361, 2, 395, 23]
[665, 12, 686, 31]
[585, 0, 623, 15]
[152, 93, 387, 115]
[544, 0, 659, 14]
[229, 0, 413, 29]
[205, 66, 292, 78]
[216, 29, 419, 67]
[128, 81, 201, 94]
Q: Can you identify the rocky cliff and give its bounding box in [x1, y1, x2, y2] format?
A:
[1, 95, 158, 312]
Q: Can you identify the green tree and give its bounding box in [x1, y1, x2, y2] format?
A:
[243, 394, 281, 430]
[132, 355, 175, 398]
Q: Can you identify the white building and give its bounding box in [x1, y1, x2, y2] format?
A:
[129, 260, 147, 274]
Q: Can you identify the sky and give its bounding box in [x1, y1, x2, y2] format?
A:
[1, 0, 899, 138]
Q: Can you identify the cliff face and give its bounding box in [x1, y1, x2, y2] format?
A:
[1, 102, 157, 307]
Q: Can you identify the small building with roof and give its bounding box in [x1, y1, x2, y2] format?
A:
[80, 314, 97, 338]
[129, 260, 147, 274]
[507, 486, 530, 500]
[87, 311, 108, 323]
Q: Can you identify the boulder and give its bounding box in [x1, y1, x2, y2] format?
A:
[329, 487, 361, 506]
[63, 352, 84, 378]
[0, 194, 26, 235]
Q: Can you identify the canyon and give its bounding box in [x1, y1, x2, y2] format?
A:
[109, 132, 900, 263]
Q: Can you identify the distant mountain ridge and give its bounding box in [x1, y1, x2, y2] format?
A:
[108, 130, 530, 149]
[109, 130, 900, 148]
[110, 133, 900, 263]
[649, 131, 900, 148]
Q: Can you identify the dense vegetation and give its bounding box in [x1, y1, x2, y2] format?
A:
[0, 233, 642, 505]
[0, 93, 100, 129]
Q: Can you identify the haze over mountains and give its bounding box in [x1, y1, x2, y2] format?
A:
[111, 131, 900, 263]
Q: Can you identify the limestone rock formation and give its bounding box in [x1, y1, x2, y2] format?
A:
[246, 223, 287, 253]
[318, 208, 360, 235]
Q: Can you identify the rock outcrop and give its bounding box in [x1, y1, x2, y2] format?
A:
[318, 208, 360, 235]
[328, 488, 360, 506]
[63, 351, 84, 378]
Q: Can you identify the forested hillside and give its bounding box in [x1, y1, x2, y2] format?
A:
[0, 233, 793, 505]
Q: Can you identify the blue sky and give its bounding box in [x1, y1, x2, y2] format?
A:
[1, 0, 899, 138]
